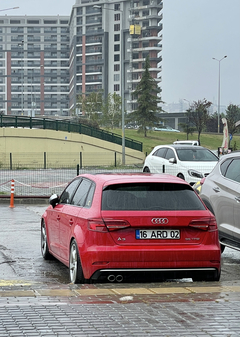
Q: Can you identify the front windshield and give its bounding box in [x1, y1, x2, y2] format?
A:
[176, 149, 218, 162]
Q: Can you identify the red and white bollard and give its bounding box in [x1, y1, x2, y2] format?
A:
[9, 179, 15, 208]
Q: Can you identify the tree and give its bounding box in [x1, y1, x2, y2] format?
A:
[179, 122, 195, 139]
[225, 104, 240, 147]
[102, 92, 122, 129]
[186, 99, 212, 144]
[131, 55, 162, 137]
[77, 91, 103, 123]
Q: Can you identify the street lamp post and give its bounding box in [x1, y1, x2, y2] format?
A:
[93, 5, 125, 164]
[212, 55, 227, 133]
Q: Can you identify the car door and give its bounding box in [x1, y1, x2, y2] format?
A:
[163, 148, 177, 176]
[210, 158, 240, 242]
[224, 158, 240, 243]
[48, 178, 81, 258]
[46, 203, 64, 256]
[59, 178, 94, 262]
[149, 147, 167, 172]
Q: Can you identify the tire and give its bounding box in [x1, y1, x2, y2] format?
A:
[177, 173, 185, 180]
[143, 167, 150, 173]
[41, 220, 51, 260]
[69, 239, 85, 284]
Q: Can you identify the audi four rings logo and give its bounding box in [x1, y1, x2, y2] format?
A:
[151, 218, 169, 224]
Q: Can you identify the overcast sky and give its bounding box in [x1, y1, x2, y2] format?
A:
[2, 0, 240, 109]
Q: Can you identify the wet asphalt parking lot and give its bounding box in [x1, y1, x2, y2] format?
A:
[0, 203, 240, 336]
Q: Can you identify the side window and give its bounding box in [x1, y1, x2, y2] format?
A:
[153, 148, 166, 158]
[71, 179, 92, 206]
[220, 158, 232, 176]
[225, 159, 240, 183]
[85, 184, 95, 208]
[165, 148, 175, 160]
[59, 179, 81, 204]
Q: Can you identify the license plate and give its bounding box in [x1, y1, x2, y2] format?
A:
[136, 229, 180, 240]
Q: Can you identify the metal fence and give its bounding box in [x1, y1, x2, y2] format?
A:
[0, 151, 143, 170]
[0, 115, 143, 152]
[0, 167, 142, 197]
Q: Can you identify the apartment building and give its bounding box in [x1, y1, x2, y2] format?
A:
[69, 0, 163, 114]
[0, 0, 163, 116]
[0, 15, 69, 116]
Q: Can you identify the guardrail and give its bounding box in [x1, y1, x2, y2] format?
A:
[0, 115, 143, 152]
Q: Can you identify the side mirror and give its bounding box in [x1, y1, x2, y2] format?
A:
[49, 194, 59, 208]
[169, 157, 177, 164]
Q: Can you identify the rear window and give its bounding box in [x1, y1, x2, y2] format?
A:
[102, 183, 205, 211]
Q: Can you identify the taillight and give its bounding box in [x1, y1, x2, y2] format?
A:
[189, 218, 217, 231]
[88, 219, 130, 232]
[200, 177, 206, 185]
[104, 220, 131, 231]
[88, 219, 108, 232]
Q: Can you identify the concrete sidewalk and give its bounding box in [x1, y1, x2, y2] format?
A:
[0, 282, 240, 337]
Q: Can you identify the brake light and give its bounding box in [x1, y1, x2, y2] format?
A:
[88, 219, 130, 232]
[200, 177, 206, 185]
[88, 219, 108, 232]
[189, 218, 217, 231]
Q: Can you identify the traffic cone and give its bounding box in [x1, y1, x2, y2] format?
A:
[9, 179, 15, 208]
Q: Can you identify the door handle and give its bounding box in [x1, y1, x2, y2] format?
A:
[69, 219, 74, 226]
[213, 187, 220, 193]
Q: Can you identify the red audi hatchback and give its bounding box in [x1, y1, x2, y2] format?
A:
[41, 173, 221, 283]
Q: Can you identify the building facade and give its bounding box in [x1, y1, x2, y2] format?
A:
[0, 0, 163, 116]
[69, 0, 163, 114]
[0, 15, 69, 116]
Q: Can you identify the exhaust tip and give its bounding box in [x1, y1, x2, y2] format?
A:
[116, 274, 123, 282]
[107, 274, 116, 282]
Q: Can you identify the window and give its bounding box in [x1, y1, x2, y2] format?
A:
[114, 24, 120, 31]
[114, 84, 120, 91]
[59, 179, 81, 204]
[220, 158, 232, 176]
[72, 179, 93, 206]
[10, 20, 21, 24]
[44, 20, 57, 24]
[114, 14, 120, 21]
[114, 44, 120, 52]
[114, 34, 120, 41]
[153, 148, 166, 158]
[114, 64, 120, 71]
[114, 74, 120, 81]
[114, 54, 120, 61]
[114, 4, 120, 11]
[165, 149, 175, 160]
[224, 158, 240, 183]
[102, 183, 205, 211]
[27, 20, 39, 24]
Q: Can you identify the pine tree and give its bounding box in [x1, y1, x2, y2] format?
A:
[131, 55, 162, 137]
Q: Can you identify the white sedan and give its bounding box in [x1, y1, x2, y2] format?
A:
[143, 144, 219, 185]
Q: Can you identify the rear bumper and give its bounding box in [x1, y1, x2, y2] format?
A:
[81, 246, 221, 279]
[91, 267, 219, 281]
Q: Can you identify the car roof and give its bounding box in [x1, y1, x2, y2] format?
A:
[77, 173, 191, 187]
[153, 144, 207, 150]
[219, 150, 240, 161]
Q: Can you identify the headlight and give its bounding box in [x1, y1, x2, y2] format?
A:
[188, 169, 204, 179]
